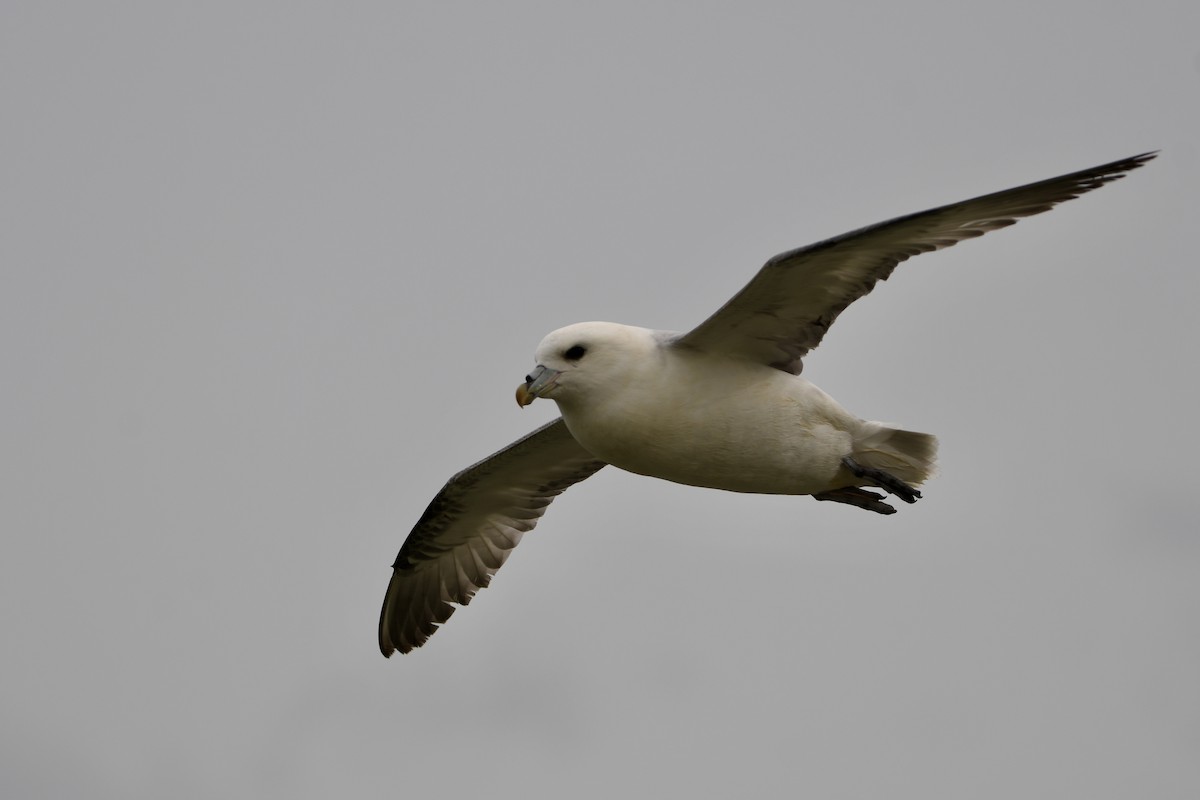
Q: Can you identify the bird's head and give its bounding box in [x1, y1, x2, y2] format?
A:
[515, 321, 660, 409]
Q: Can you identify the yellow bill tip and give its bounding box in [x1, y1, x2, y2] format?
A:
[515, 383, 535, 408]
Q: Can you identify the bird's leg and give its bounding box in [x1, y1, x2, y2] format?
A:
[813, 486, 897, 515]
[841, 456, 922, 504]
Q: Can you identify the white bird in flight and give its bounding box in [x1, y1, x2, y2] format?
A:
[379, 152, 1155, 656]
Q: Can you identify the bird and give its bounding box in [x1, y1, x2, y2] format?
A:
[379, 152, 1156, 656]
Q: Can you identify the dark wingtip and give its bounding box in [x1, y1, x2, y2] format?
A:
[379, 628, 396, 657]
[1100, 151, 1159, 177]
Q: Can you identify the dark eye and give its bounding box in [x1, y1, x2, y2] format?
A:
[564, 344, 587, 361]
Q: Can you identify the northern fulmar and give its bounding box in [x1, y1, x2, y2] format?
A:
[379, 152, 1156, 656]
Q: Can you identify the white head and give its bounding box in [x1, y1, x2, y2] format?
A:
[515, 321, 661, 410]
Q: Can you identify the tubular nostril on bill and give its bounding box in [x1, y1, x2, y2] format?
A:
[525, 375, 534, 383]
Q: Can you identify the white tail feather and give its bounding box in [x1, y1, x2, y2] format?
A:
[853, 423, 939, 486]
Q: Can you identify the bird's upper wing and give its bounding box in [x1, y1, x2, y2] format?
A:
[672, 152, 1156, 374]
[379, 418, 607, 656]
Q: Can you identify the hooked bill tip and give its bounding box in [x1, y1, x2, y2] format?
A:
[515, 383, 534, 407]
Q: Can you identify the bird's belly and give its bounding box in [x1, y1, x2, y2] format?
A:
[561, 386, 857, 495]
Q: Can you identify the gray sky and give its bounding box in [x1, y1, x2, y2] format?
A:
[3, 2, 1198, 797]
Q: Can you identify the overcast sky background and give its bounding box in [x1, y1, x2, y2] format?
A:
[3, 2, 1198, 797]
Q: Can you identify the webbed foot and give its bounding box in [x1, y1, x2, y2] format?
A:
[813, 486, 897, 515]
[841, 456, 922, 504]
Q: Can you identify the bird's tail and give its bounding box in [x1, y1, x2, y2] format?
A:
[852, 423, 939, 486]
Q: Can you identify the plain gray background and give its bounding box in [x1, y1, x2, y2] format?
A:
[3, 2, 1197, 797]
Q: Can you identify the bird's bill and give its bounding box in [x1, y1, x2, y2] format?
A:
[515, 364, 561, 407]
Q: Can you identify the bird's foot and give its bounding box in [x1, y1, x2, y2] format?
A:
[813, 486, 897, 515]
[841, 456, 922, 504]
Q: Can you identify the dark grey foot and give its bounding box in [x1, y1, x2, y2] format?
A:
[841, 456, 922, 504]
[813, 487, 897, 515]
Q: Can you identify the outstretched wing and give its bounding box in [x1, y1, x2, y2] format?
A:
[673, 152, 1156, 374]
[379, 418, 607, 656]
